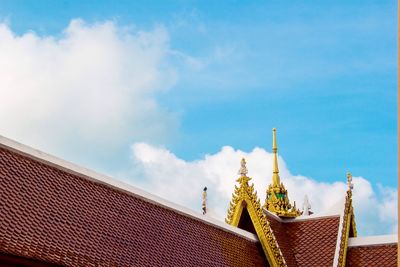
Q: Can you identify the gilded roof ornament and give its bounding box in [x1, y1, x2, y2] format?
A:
[337, 171, 358, 266]
[264, 128, 300, 218]
[238, 157, 248, 177]
[272, 128, 280, 186]
[347, 172, 353, 190]
[226, 158, 286, 266]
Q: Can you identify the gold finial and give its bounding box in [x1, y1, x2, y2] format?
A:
[272, 128, 280, 186]
[264, 128, 300, 218]
[347, 172, 353, 190]
[238, 158, 248, 177]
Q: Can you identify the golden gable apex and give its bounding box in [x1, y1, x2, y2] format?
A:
[336, 172, 357, 267]
[226, 158, 286, 267]
[263, 128, 300, 218]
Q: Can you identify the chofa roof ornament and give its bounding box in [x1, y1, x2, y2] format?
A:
[238, 157, 248, 177]
[347, 172, 354, 190]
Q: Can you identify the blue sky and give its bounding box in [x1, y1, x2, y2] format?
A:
[0, 1, 397, 235]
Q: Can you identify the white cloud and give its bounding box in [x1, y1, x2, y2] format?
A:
[125, 143, 397, 236]
[0, 19, 178, 157]
[1, 18, 395, 236]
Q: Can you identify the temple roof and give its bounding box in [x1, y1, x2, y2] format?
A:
[0, 134, 397, 267]
[346, 244, 397, 267]
[264, 211, 341, 267]
[225, 128, 397, 267]
[0, 135, 267, 267]
[346, 235, 398, 266]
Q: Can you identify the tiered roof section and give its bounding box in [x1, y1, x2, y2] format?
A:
[0, 131, 397, 267]
[0, 136, 267, 267]
[226, 158, 286, 266]
[226, 128, 397, 267]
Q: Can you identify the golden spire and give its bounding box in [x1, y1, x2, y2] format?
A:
[264, 128, 300, 218]
[272, 128, 280, 186]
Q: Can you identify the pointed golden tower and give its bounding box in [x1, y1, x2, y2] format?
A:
[264, 128, 300, 218]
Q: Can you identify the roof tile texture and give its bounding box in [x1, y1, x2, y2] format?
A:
[265, 214, 297, 267]
[266, 213, 340, 267]
[285, 216, 339, 267]
[0, 147, 268, 267]
[346, 244, 397, 267]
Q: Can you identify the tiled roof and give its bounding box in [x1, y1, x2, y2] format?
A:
[265, 212, 340, 267]
[264, 213, 297, 267]
[285, 216, 340, 267]
[346, 244, 397, 267]
[1, 136, 397, 267]
[0, 146, 268, 267]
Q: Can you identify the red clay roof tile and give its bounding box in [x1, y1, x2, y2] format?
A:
[346, 244, 397, 267]
[1, 140, 397, 267]
[0, 147, 268, 267]
[265, 212, 340, 267]
[264, 213, 297, 267]
[285, 216, 339, 267]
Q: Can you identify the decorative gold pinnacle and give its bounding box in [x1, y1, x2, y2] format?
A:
[264, 128, 300, 218]
[272, 128, 280, 186]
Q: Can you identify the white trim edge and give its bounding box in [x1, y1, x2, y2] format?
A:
[263, 208, 284, 222]
[0, 135, 258, 242]
[263, 208, 340, 223]
[282, 214, 340, 223]
[332, 196, 346, 267]
[348, 235, 398, 247]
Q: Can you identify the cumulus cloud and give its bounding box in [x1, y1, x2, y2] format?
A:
[1, 19, 395, 236]
[0, 19, 178, 157]
[125, 143, 397, 236]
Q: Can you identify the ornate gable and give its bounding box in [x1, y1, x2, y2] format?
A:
[226, 158, 286, 267]
[335, 172, 358, 267]
[223, 129, 396, 267]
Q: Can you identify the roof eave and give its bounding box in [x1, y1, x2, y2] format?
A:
[0, 134, 258, 242]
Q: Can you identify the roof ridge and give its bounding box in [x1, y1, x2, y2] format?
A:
[281, 214, 340, 222]
[0, 134, 258, 242]
[264, 208, 340, 223]
[348, 235, 398, 247]
[332, 193, 347, 267]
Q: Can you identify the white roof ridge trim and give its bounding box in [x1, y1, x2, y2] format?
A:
[282, 214, 340, 223]
[348, 235, 398, 247]
[263, 208, 339, 223]
[332, 195, 346, 267]
[263, 208, 283, 222]
[0, 135, 258, 242]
